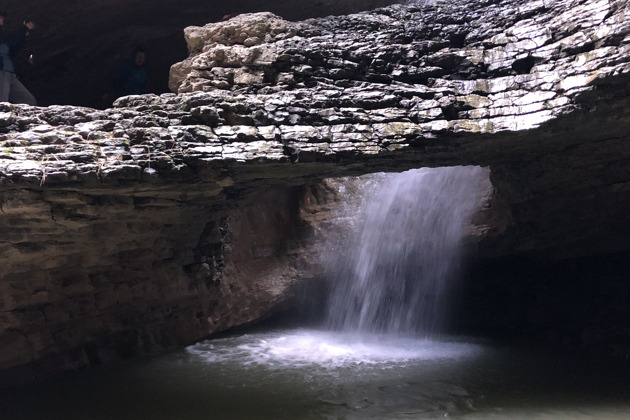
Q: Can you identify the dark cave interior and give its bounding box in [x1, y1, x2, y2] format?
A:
[1, 0, 403, 108]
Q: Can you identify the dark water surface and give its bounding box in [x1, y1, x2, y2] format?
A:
[3, 328, 630, 419]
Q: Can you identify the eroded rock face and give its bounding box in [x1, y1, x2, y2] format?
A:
[1, 0, 630, 380]
[0, 181, 321, 384]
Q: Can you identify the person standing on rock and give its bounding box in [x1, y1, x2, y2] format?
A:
[111, 46, 149, 99]
[0, 11, 37, 105]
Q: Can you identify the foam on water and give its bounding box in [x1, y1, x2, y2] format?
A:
[186, 329, 481, 369]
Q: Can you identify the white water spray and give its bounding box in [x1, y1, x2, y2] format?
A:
[325, 166, 486, 336]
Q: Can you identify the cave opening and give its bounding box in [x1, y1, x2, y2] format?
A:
[4, 166, 630, 419]
[227, 164, 630, 361]
[252, 164, 630, 373]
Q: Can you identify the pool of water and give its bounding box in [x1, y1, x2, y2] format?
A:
[3, 328, 630, 419]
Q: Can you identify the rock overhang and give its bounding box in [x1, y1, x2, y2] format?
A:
[0, 0, 628, 258]
[1, 0, 629, 188]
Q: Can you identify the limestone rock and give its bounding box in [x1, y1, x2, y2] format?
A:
[170, 12, 298, 93]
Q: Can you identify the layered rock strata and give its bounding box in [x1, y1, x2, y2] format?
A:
[1, 0, 630, 380]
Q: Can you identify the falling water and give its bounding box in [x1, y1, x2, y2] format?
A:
[325, 166, 487, 336]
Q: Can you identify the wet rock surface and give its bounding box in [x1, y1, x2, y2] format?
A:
[1, 0, 630, 380]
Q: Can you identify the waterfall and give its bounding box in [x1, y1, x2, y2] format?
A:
[324, 166, 486, 336]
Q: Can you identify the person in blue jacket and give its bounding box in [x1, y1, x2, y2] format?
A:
[0, 11, 36, 105]
[111, 46, 149, 99]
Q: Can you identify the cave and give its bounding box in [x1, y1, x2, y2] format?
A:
[1, 0, 630, 417]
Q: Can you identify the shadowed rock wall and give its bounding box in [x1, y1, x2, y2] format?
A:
[0, 181, 321, 384]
